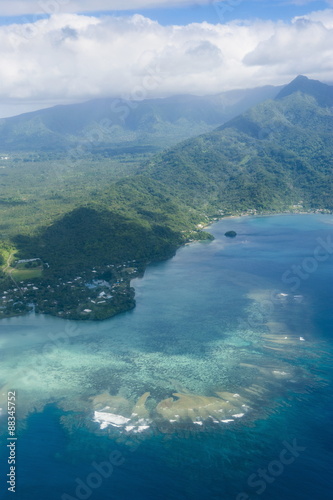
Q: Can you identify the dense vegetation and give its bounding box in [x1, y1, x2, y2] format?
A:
[145, 76, 333, 212]
[0, 76, 332, 320]
[14, 205, 187, 275]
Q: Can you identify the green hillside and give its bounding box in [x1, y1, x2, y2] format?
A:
[144, 76, 333, 212]
[12, 176, 202, 277]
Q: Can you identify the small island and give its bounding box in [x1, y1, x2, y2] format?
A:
[224, 230, 237, 238]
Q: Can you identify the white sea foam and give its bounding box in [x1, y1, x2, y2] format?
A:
[125, 425, 135, 432]
[93, 411, 130, 429]
[135, 425, 150, 433]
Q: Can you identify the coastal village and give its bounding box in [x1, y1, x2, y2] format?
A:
[0, 260, 140, 320]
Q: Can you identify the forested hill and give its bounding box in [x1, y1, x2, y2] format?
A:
[143, 76, 333, 212]
[0, 85, 281, 152]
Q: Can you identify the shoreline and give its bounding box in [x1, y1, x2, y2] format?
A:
[198, 209, 332, 236]
[0, 210, 332, 323]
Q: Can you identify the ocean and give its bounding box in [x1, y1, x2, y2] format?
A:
[0, 214, 332, 500]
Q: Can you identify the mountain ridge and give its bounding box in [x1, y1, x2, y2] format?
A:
[143, 76, 333, 212]
[0, 85, 283, 152]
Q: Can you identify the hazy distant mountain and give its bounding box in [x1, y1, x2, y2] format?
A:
[144, 76, 333, 211]
[275, 74, 333, 106]
[0, 85, 282, 152]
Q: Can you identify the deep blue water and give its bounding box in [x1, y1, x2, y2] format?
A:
[1, 214, 333, 500]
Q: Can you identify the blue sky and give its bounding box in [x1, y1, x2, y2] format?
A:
[89, 1, 332, 25]
[0, 1, 331, 25]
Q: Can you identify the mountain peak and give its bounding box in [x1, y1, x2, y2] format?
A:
[276, 75, 333, 107]
[293, 75, 310, 83]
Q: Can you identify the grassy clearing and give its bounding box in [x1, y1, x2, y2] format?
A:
[10, 268, 43, 281]
[0, 246, 43, 281]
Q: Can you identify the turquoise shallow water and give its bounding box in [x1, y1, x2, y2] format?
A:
[0, 214, 332, 499]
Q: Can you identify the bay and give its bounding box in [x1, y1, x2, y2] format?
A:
[0, 214, 332, 500]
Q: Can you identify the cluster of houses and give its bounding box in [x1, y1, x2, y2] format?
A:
[0, 260, 139, 318]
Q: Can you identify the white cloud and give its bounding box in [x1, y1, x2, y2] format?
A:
[243, 11, 333, 77]
[0, 11, 332, 115]
[293, 8, 333, 27]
